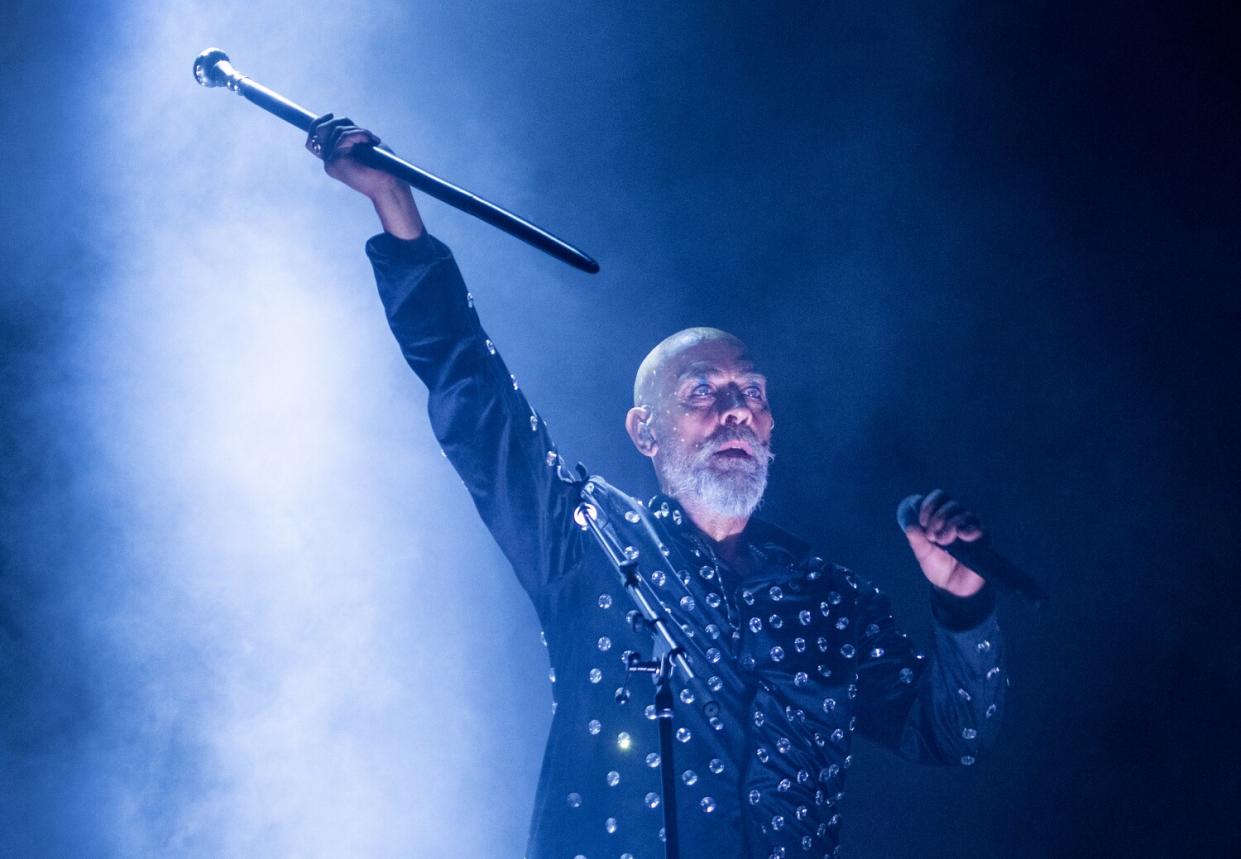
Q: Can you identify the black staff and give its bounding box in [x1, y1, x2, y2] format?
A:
[193, 48, 600, 274]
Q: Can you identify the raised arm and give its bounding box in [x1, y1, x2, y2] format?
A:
[308, 116, 582, 602]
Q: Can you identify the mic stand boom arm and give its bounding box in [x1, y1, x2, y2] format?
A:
[193, 48, 600, 274]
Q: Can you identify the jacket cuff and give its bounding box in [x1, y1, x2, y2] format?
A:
[365, 230, 442, 263]
[930, 584, 996, 632]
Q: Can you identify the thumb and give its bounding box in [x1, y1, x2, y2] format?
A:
[903, 522, 942, 567]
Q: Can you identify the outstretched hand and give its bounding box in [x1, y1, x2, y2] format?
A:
[902, 489, 988, 597]
[307, 114, 424, 239]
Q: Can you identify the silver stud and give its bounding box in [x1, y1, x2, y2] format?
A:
[587, 719, 602, 735]
[700, 796, 716, 813]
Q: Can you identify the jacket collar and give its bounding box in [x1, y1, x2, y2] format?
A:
[647, 492, 813, 568]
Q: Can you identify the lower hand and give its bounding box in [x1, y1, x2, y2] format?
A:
[902, 489, 987, 597]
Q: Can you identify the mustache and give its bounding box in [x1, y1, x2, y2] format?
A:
[698, 425, 772, 460]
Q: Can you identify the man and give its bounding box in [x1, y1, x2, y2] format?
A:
[307, 115, 1005, 858]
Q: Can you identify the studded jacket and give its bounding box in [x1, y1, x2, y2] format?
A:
[366, 231, 1005, 859]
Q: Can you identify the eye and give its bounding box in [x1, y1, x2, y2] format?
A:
[689, 383, 713, 397]
[744, 385, 764, 400]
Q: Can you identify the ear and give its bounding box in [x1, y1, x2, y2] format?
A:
[625, 406, 658, 458]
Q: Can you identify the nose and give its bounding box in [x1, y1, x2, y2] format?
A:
[717, 385, 752, 426]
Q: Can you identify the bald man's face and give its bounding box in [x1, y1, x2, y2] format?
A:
[629, 336, 774, 519]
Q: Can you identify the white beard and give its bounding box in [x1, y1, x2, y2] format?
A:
[657, 427, 773, 519]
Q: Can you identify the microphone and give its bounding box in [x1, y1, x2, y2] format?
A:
[896, 495, 1048, 609]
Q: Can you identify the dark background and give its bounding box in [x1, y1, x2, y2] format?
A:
[3, 1, 1239, 855]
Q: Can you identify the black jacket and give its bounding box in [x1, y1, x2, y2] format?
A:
[367, 231, 1005, 859]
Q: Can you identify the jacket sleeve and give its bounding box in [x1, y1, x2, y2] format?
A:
[366, 231, 582, 602]
[850, 580, 1005, 766]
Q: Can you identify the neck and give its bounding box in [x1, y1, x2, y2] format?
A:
[676, 494, 750, 544]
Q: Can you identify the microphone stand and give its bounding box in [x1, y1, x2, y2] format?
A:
[574, 478, 724, 859]
[192, 48, 599, 274]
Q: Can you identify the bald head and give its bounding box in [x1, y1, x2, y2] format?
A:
[633, 327, 750, 407]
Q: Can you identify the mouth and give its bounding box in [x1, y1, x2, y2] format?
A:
[710, 440, 754, 460]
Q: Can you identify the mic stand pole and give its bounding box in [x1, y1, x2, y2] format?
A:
[574, 486, 721, 859]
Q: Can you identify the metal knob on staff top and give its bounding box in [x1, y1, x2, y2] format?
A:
[193, 48, 600, 274]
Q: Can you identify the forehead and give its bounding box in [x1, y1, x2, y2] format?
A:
[670, 339, 762, 380]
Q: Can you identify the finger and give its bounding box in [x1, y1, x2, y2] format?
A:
[318, 116, 358, 140]
[306, 113, 334, 154]
[928, 499, 965, 539]
[326, 130, 379, 161]
[313, 117, 356, 151]
[903, 523, 940, 565]
[950, 514, 985, 542]
[307, 112, 334, 136]
[918, 489, 947, 531]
